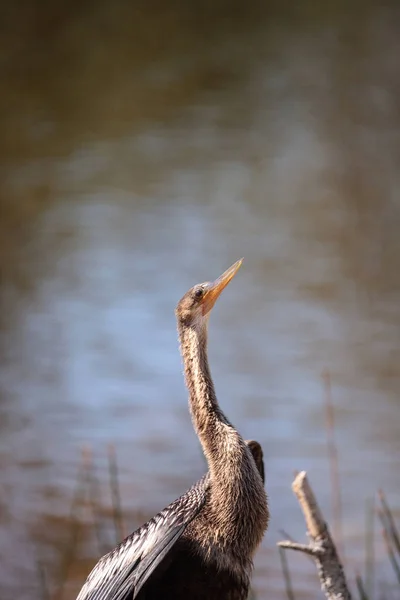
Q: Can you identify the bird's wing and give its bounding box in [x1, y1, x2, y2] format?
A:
[76, 474, 209, 600]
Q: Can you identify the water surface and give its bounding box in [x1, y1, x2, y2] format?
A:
[1, 2, 400, 599]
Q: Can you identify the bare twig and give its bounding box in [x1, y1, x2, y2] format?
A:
[278, 529, 315, 563]
[279, 547, 296, 600]
[278, 471, 352, 600]
[278, 541, 320, 556]
[323, 370, 344, 561]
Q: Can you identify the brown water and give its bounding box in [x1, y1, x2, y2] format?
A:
[1, 2, 400, 599]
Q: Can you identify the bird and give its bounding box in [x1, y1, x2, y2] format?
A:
[76, 259, 269, 600]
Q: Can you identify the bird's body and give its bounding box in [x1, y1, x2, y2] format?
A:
[138, 539, 249, 600]
[77, 260, 269, 600]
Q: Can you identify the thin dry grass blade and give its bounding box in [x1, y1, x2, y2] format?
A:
[381, 527, 400, 586]
[279, 529, 295, 542]
[108, 444, 125, 543]
[322, 370, 344, 562]
[279, 547, 296, 600]
[379, 490, 400, 557]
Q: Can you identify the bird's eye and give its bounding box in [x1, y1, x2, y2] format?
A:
[194, 287, 204, 299]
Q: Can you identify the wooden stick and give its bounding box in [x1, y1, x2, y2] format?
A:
[278, 471, 352, 600]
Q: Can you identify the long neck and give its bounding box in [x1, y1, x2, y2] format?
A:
[178, 322, 238, 474]
[178, 321, 268, 551]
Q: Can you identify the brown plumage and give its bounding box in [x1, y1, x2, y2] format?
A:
[76, 260, 269, 600]
[246, 439, 265, 487]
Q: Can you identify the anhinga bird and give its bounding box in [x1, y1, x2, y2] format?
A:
[77, 259, 269, 600]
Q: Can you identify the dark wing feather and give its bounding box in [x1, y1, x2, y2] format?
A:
[106, 523, 185, 600]
[76, 474, 209, 600]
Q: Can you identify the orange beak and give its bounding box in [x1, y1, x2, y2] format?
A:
[202, 259, 243, 315]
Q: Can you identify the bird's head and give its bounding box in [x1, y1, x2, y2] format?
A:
[175, 259, 243, 331]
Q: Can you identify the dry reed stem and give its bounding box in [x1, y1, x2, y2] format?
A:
[364, 497, 374, 598]
[36, 557, 50, 600]
[55, 446, 90, 599]
[85, 447, 109, 556]
[279, 546, 296, 600]
[355, 574, 369, 600]
[323, 370, 344, 562]
[108, 444, 125, 543]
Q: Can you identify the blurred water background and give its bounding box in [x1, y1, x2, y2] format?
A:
[1, 1, 400, 598]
